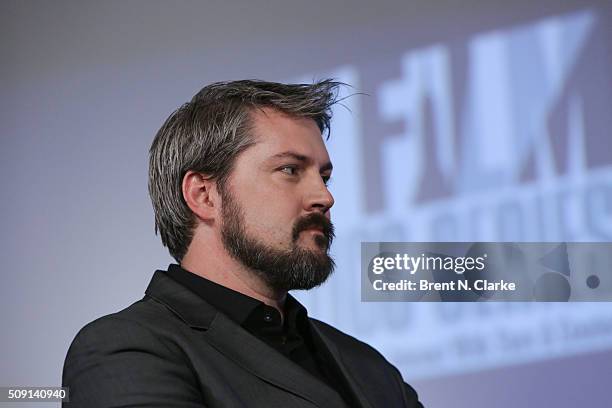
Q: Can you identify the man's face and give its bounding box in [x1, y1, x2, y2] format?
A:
[219, 108, 336, 292]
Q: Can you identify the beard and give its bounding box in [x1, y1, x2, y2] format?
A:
[219, 186, 335, 292]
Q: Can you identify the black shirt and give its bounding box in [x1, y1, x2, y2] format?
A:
[165, 264, 356, 405]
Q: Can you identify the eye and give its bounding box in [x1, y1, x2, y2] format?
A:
[280, 165, 298, 176]
[322, 175, 332, 187]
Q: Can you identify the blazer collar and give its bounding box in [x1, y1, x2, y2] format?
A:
[144, 270, 216, 329]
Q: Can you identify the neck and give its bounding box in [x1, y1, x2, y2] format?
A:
[181, 233, 287, 316]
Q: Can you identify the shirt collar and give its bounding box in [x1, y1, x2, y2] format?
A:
[165, 264, 308, 330]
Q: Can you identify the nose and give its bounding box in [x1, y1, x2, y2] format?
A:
[305, 175, 335, 214]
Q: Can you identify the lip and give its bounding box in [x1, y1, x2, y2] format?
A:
[303, 227, 324, 234]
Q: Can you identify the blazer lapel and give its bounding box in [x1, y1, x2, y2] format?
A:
[203, 313, 347, 408]
[145, 271, 347, 408]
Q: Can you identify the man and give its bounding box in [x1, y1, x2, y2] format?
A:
[63, 80, 423, 407]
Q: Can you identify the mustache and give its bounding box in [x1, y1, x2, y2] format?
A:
[292, 213, 335, 246]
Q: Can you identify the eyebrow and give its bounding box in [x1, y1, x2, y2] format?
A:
[269, 151, 333, 172]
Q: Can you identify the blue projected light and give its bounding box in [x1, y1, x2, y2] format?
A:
[293, 8, 612, 380]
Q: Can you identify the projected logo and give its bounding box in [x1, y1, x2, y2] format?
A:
[364, 9, 612, 243]
[299, 7, 612, 380]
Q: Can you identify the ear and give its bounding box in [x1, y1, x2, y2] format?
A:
[182, 170, 220, 222]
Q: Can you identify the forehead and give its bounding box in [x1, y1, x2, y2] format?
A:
[246, 107, 330, 162]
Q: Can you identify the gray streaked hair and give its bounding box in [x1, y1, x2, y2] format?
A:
[148, 79, 346, 262]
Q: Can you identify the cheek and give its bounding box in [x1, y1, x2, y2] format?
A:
[229, 165, 303, 240]
[237, 190, 300, 242]
[236, 173, 301, 215]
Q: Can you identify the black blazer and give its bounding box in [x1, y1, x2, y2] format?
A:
[63, 271, 423, 407]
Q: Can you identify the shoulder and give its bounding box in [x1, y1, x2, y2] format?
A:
[62, 297, 202, 406]
[63, 296, 189, 379]
[66, 295, 183, 351]
[309, 318, 423, 408]
[309, 318, 387, 362]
